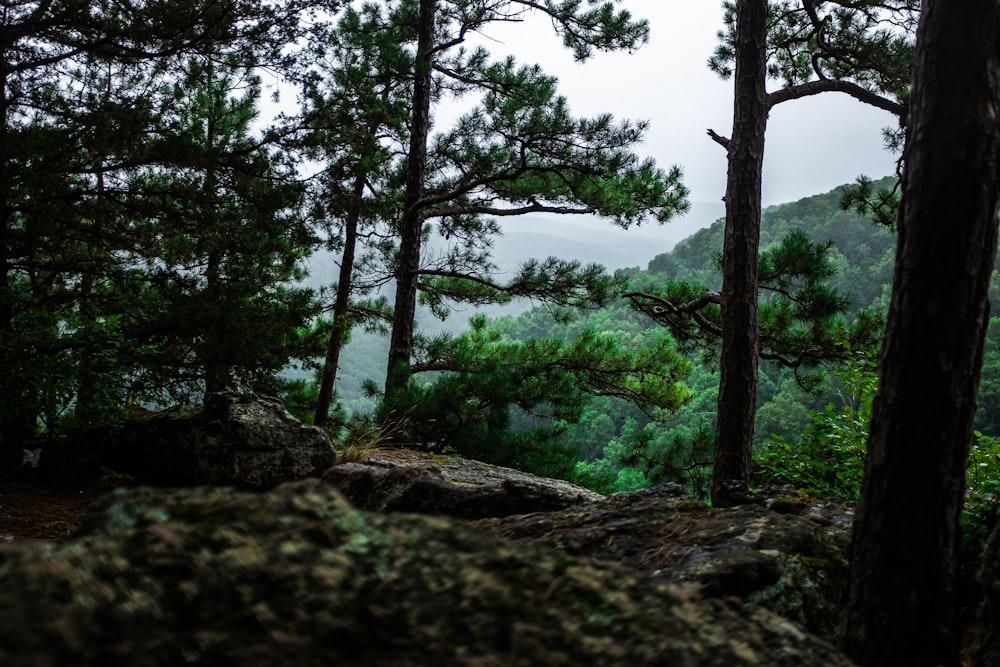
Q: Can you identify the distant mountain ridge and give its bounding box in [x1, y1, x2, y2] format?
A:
[318, 181, 897, 410]
[304, 200, 726, 292]
[645, 178, 899, 314]
[490, 200, 726, 273]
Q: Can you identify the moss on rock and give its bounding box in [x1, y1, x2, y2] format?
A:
[475, 485, 853, 641]
[0, 480, 852, 666]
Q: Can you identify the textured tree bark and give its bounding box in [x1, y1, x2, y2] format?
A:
[384, 0, 435, 400]
[842, 2, 1000, 664]
[712, 0, 768, 507]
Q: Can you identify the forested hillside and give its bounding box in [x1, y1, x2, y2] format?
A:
[326, 179, 900, 492]
[488, 180, 897, 494]
[319, 175, 1000, 497]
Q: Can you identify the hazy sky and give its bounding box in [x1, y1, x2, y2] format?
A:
[469, 1, 901, 208]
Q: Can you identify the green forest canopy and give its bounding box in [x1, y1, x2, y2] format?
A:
[328, 176, 1000, 495]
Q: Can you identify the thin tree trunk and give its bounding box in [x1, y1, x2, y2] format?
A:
[712, 0, 768, 507]
[0, 65, 10, 341]
[314, 171, 366, 426]
[384, 0, 435, 400]
[0, 63, 29, 440]
[203, 248, 229, 395]
[842, 2, 1000, 664]
[74, 167, 104, 426]
[200, 65, 230, 399]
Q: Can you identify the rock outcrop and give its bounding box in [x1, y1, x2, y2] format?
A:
[102, 393, 335, 488]
[323, 449, 602, 519]
[0, 480, 855, 667]
[322, 449, 852, 641]
[474, 485, 853, 642]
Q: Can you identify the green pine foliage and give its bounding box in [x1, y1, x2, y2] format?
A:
[0, 1, 334, 442]
[647, 179, 899, 316]
[377, 313, 692, 481]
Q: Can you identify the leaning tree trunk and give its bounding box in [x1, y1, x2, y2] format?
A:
[314, 171, 366, 427]
[384, 0, 435, 401]
[712, 0, 768, 507]
[842, 2, 1000, 665]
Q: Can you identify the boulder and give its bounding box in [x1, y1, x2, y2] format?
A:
[474, 485, 854, 642]
[102, 393, 335, 489]
[0, 480, 855, 666]
[323, 448, 602, 519]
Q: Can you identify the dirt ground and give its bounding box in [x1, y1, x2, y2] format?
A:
[0, 475, 118, 543]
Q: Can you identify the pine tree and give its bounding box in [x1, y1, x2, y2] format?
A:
[704, 0, 916, 505]
[296, 2, 413, 426]
[129, 54, 317, 401]
[0, 0, 340, 438]
[382, 0, 689, 404]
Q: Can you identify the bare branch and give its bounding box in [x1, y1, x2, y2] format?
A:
[767, 79, 905, 117]
[707, 128, 731, 150]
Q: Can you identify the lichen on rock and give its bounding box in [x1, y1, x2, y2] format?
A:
[474, 485, 853, 641]
[0, 480, 853, 666]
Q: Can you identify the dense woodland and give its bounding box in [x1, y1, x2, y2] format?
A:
[1, 0, 694, 449]
[4, 1, 1000, 664]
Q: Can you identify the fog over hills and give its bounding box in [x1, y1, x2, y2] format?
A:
[301, 201, 725, 404]
[305, 201, 725, 300]
[489, 200, 726, 273]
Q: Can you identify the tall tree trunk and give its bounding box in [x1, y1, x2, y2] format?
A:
[384, 0, 435, 400]
[314, 171, 366, 426]
[0, 62, 28, 441]
[0, 65, 10, 341]
[842, 2, 1000, 664]
[712, 0, 768, 507]
[74, 168, 104, 427]
[203, 248, 229, 395]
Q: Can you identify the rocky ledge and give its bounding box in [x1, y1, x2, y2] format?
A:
[0, 479, 854, 666]
[323, 448, 603, 519]
[474, 485, 853, 642]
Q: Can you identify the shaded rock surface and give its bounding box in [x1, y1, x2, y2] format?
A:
[323, 448, 602, 519]
[103, 393, 335, 489]
[0, 480, 854, 667]
[474, 485, 854, 642]
[977, 519, 1000, 666]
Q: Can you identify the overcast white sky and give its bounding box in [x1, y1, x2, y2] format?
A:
[468, 1, 901, 210]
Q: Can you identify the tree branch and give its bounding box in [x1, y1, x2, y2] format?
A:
[707, 128, 731, 150]
[425, 202, 595, 220]
[625, 290, 723, 338]
[767, 79, 905, 117]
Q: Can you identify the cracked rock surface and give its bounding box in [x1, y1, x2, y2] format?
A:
[0, 479, 854, 666]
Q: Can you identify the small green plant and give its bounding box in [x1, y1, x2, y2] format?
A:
[962, 430, 1000, 556]
[755, 348, 1000, 567]
[100, 466, 135, 483]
